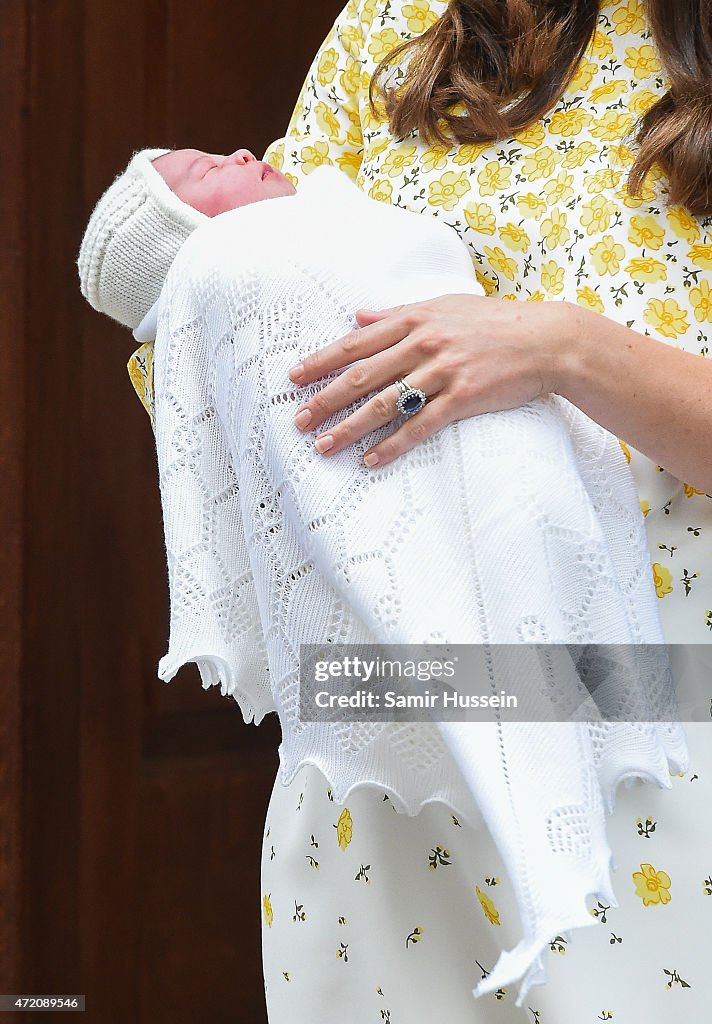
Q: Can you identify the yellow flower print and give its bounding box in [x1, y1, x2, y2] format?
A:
[402, 1, 438, 34]
[521, 146, 561, 181]
[624, 44, 663, 81]
[428, 170, 471, 210]
[580, 195, 617, 236]
[513, 122, 546, 149]
[475, 885, 501, 926]
[541, 260, 565, 296]
[541, 209, 570, 250]
[336, 808, 353, 850]
[289, 93, 310, 136]
[340, 23, 365, 58]
[542, 171, 575, 206]
[632, 862, 672, 905]
[475, 268, 499, 295]
[337, 151, 361, 180]
[476, 161, 511, 196]
[618, 176, 657, 208]
[340, 58, 362, 97]
[588, 29, 614, 59]
[369, 178, 393, 203]
[625, 257, 667, 283]
[548, 108, 593, 138]
[442, 100, 469, 121]
[516, 193, 547, 219]
[527, 290, 546, 302]
[667, 206, 701, 244]
[267, 145, 285, 171]
[640, 500, 651, 517]
[361, 0, 378, 29]
[405, 925, 424, 946]
[315, 101, 344, 143]
[688, 244, 712, 270]
[590, 110, 635, 142]
[589, 80, 628, 104]
[499, 223, 531, 252]
[562, 140, 598, 169]
[127, 351, 147, 400]
[345, 122, 363, 150]
[363, 100, 388, 132]
[368, 27, 400, 63]
[317, 48, 339, 85]
[628, 215, 666, 250]
[452, 142, 491, 165]
[612, 0, 646, 35]
[366, 136, 390, 161]
[643, 297, 690, 339]
[683, 483, 707, 497]
[263, 893, 274, 927]
[576, 286, 605, 312]
[463, 202, 497, 235]
[608, 142, 636, 169]
[618, 439, 632, 463]
[590, 235, 626, 275]
[421, 144, 450, 172]
[584, 168, 622, 194]
[483, 246, 518, 281]
[690, 279, 712, 322]
[628, 87, 659, 118]
[364, 104, 387, 133]
[652, 563, 674, 598]
[570, 58, 598, 91]
[383, 145, 418, 178]
[301, 140, 332, 174]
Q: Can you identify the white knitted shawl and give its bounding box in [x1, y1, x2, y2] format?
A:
[151, 167, 688, 1006]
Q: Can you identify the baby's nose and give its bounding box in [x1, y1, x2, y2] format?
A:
[225, 149, 256, 164]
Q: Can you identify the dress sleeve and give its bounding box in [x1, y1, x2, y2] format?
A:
[126, 342, 156, 432]
[262, 0, 367, 186]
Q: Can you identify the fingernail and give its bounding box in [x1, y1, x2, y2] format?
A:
[289, 362, 305, 381]
[364, 452, 379, 467]
[294, 408, 312, 428]
[314, 434, 334, 454]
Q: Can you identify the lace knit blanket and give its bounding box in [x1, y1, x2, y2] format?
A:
[151, 166, 688, 1006]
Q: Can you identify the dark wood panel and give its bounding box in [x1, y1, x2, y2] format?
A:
[0, 0, 27, 1000]
[138, 746, 279, 1020]
[24, 0, 85, 1010]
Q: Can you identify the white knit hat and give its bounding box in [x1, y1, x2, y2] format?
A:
[77, 147, 208, 330]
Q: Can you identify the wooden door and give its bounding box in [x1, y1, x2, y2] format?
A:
[0, 2, 342, 1021]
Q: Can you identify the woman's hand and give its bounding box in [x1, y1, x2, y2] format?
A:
[288, 294, 579, 467]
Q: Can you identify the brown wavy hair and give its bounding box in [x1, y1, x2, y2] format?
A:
[369, 0, 712, 216]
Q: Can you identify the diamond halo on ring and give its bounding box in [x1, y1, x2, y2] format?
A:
[394, 378, 427, 416]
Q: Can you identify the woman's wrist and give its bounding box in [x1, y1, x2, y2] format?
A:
[546, 300, 712, 490]
[541, 299, 589, 398]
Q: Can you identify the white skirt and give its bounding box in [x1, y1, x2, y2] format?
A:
[261, 721, 711, 1022]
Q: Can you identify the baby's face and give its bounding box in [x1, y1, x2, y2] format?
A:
[152, 148, 296, 216]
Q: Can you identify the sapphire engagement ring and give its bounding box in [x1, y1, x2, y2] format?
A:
[394, 378, 427, 416]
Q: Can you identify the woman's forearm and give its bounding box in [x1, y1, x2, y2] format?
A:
[555, 302, 712, 493]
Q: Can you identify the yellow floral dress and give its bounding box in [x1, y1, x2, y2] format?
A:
[125, 0, 712, 1017]
[256, 0, 712, 1019]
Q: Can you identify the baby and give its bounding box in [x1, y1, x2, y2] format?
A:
[78, 146, 296, 423]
